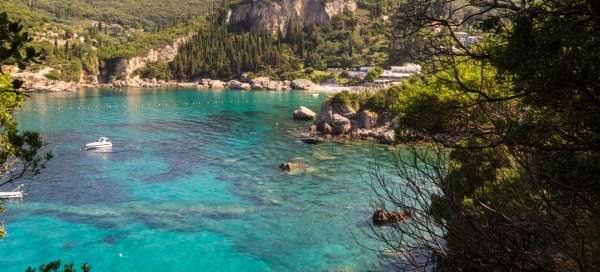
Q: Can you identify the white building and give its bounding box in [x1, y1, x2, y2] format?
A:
[382, 63, 422, 82]
[390, 63, 422, 74]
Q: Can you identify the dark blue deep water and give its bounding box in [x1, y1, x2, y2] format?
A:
[1, 88, 395, 271]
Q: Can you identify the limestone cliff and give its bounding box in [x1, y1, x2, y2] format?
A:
[100, 35, 192, 82]
[227, 0, 356, 33]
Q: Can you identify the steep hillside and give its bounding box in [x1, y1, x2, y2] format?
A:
[170, 0, 409, 81]
[1, 0, 210, 83]
[7, 0, 215, 30]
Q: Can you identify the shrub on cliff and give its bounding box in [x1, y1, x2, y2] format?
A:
[136, 61, 173, 81]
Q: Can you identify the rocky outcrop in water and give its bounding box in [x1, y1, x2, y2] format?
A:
[372, 209, 411, 226]
[310, 99, 398, 144]
[227, 0, 357, 34]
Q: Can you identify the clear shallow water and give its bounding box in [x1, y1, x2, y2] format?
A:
[1, 88, 395, 271]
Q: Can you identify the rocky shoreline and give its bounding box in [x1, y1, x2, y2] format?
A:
[17, 74, 325, 93]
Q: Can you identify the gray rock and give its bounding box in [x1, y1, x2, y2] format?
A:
[321, 122, 333, 134]
[279, 162, 305, 171]
[210, 80, 226, 89]
[332, 114, 352, 135]
[240, 83, 252, 90]
[199, 78, 211, 86]
[381, 130, 396, 144]
[293, 106, 317, 120]
[228, 80, 244, 89]
[354, 110, 379, 129]
[251, 77, 270, 89]
[332, 103, 356, 119]
[315, 104, 334, 127]
[292, 79, 320, 90]
[266, 80, 283, 90]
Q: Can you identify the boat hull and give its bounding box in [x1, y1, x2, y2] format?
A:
[0, 192, 24, 199]
[85, 143, 112, 150]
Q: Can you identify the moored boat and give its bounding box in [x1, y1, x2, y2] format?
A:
[85, 137, 112, 150]
[0, 184, 26, 199]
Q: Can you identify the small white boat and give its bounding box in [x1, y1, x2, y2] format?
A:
[0, 184, 26, 199]
[85, 137, 113, 150]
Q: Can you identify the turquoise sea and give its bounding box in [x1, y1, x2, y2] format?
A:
[1, 88, 396, 271]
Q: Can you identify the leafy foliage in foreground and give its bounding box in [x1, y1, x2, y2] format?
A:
[1, 11, 51, 237]
[367, 1, 600, 271]
[25, 260, 90, 272]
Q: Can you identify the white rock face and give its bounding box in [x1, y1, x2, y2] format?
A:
[228, 0, 357, 34]
[102, 34, 192, 82]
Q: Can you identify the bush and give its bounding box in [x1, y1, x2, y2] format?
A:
[136, 61, 172, 80]
[364, 66, 383, 82]
[44, 71, 60, 81]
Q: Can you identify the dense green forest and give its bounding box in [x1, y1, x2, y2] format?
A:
[2, 0, 418, 82]
[11, 0, 215, 30]
[171, 0, 415, 81]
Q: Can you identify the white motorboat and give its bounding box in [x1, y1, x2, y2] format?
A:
[0, 184, 26, 199]
[85, 137, 113, 150]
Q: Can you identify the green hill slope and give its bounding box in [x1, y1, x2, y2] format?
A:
[6, 0, 216, 29]
[1, 1, 212, 82]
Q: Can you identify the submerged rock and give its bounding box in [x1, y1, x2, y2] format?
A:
[301, 137, 322, 144]
[278, 162, 305, 171]
[294, 106, 317, 120]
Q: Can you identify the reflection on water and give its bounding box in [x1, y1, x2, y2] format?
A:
[2, 88, 396, 272]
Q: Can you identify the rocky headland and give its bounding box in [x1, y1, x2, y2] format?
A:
[295, 98, 399, 145]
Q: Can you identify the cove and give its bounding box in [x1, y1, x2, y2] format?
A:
[1, 88, 395, 272]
